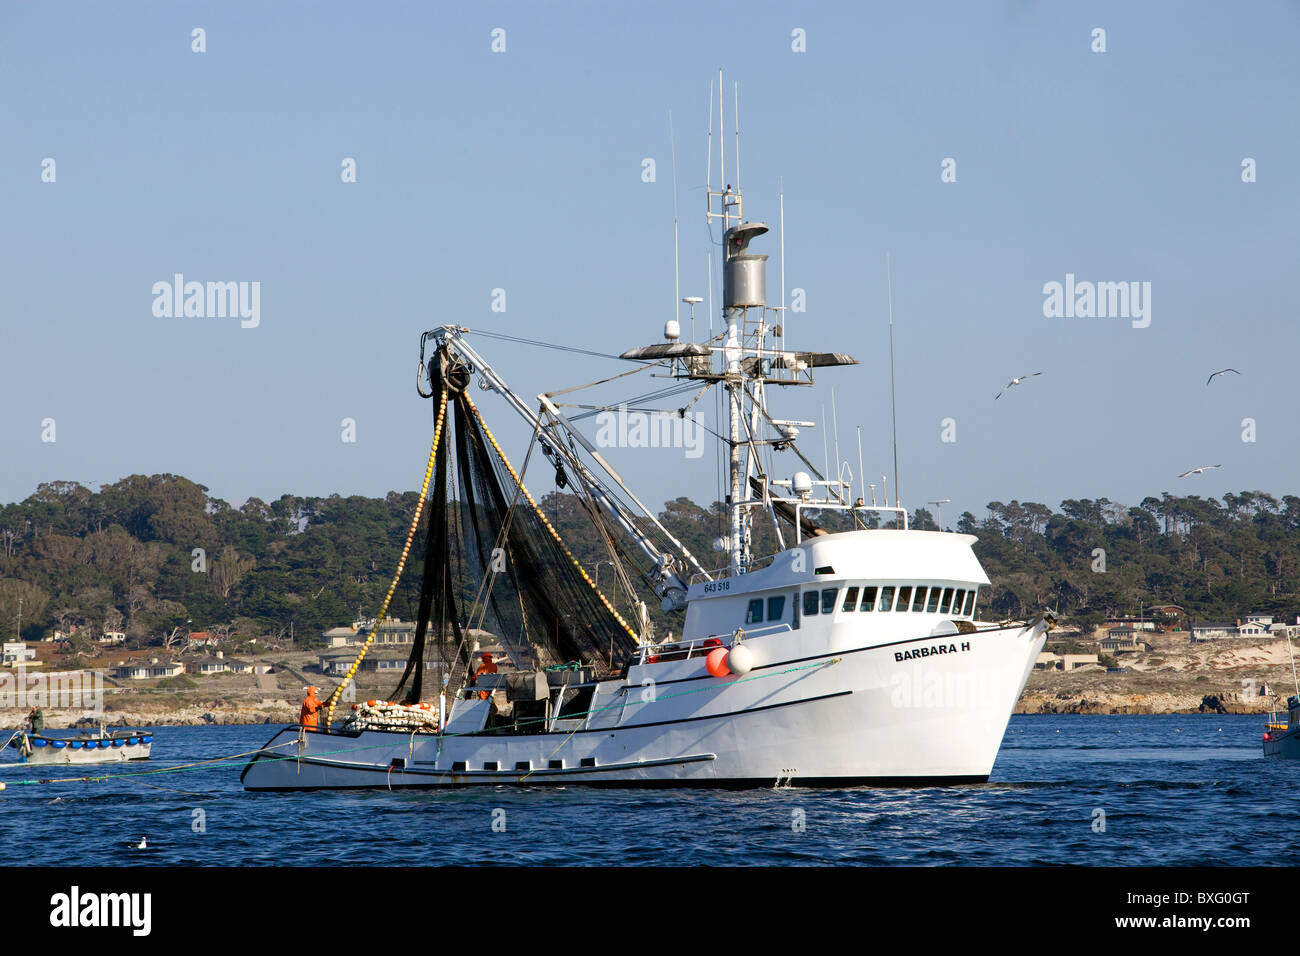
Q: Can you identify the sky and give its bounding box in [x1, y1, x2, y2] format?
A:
[2, 1, 1297, 523]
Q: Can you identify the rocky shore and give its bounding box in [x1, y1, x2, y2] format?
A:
[1, 700, 297, 729]
[1014, 690, 1275, 715]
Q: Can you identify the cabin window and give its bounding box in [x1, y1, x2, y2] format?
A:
[963, 590, 976, 616]
[940, 587, 955, 614]
[842, 586, 859, 612]
[926, 587, 941, 613]
[911, 587, 928, 612]
[746, 599, 764, 624]
[860, 586, 878, 611]
[767, 595, 786, 621]
[894, 586, 912, 612]
[803, 591, 820, 616]
[821, 588, 839, 614]
[952, 589, 966, 617]
[878, 586, 895, 612]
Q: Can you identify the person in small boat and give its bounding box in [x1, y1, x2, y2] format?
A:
[26, 706, 44, 734]
[300, 687, 324, 730]
[471, 653, 498, 700]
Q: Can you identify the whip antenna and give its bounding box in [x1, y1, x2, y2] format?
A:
[887, 253, 900, 513]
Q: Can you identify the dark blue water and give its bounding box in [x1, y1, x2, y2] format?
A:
[0, 715, 1285, 866]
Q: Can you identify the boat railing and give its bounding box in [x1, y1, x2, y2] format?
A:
[689, 550, 783, 585]
[634, 623, 793, 665]
[688, 506, 913, 585]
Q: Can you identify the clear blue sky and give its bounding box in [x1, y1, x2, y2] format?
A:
[2, 1, 1297, 521]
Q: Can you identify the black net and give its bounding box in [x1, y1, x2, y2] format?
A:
[391, 349, 638, 703]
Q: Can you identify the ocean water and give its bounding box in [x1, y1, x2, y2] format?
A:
[0, 715, 1286, 867]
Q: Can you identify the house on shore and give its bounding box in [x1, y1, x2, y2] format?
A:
[1034, 652, 1100, 671]
[112, 658, 184, 680]
[1100, 626, 1151, 655]
[317, 647, 443, 677]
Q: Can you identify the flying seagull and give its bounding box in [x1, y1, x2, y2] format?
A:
[1178, 464, 1221, 478]
[995, 372, 1041, 400]
[1206, 368, 1240, 385]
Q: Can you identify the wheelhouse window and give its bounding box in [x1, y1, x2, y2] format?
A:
[820, 588, 839, 614]
[963, 589, 976, 616]
[767, 595, 786, 621]
[746, 599, 764, 624]
[926, 587, 941, 613]
[860, 586, 878, 611]
[911, 587, 928, 612]
[878, 586, 895, 612]
[952, 589, 966, 617]
[894, 586, 912, 612]
[803, 591, 820, 616]
[842, 586, 860, 612]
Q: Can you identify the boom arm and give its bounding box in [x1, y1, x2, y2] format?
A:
[434, 328, 701, 611]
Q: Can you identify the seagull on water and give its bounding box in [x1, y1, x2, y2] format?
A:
[1178, 464, 1221, 478]
[995, 372, 1041, 400]
[136, 836, 147, 849]
[1206, 368, 1240, 385]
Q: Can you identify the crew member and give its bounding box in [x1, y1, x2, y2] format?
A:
[27, 706, 44, 734]
[473, 653, 498, 700]
[300, 686, 324, 730]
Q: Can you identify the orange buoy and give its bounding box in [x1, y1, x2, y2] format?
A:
[705, 647, 730, 678]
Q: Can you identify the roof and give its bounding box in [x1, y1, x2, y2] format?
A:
[688, 529, 991, 599]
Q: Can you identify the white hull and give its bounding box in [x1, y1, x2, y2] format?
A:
[242, 618, 1046, 790]
[9, 736, 152, 765]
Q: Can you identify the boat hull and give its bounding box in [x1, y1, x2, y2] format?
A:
[9, 736, 152, 765]
[1263, 729, 1300, 758]
[242, 619, 1046, 790]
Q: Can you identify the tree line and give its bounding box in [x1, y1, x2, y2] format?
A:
[0, 476, 1295, 651]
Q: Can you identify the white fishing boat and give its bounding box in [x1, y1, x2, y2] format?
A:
[242, 78, 1051, 791]
[5, 727, 153, 765]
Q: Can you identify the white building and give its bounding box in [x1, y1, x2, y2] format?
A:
[2, 642, 36, 664]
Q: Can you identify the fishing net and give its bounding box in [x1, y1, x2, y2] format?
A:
[390, 349, 638, 704]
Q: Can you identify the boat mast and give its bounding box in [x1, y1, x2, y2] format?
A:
[706, 72, 765, 576]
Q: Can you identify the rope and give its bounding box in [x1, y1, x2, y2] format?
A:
[324, 387, 448, 727]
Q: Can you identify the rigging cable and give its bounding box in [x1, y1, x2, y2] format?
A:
[464, 328, 651, 364]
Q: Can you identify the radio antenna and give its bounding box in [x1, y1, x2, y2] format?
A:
[705, 78, 713, 204]
[887, 252, 900, 510]
[670, 110, 680, 327]
[718, 68, 725, 199]
[734, 80, 741, 192]
[779, 178, 786, 345]
[857, 426, 865, 505]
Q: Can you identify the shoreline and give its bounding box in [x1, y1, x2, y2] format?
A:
[1, 692, 1279, 730]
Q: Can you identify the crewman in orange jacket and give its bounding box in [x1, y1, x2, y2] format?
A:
[473, 653, 498, 700]
[300, 686, 324, 730]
